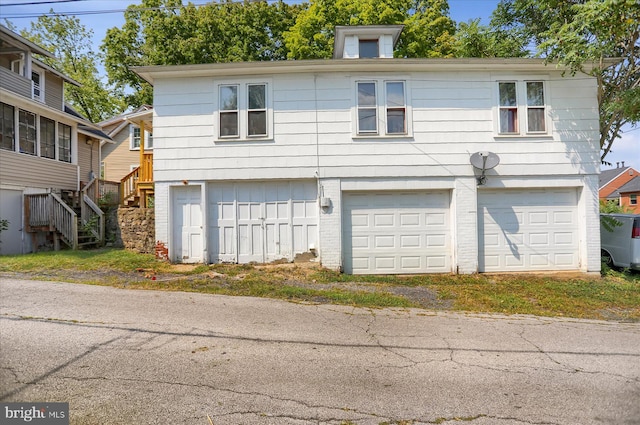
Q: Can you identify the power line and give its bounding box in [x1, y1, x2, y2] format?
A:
[2, 0, 83, 6]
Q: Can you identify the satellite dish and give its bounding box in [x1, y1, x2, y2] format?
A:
[470, 151, 500, 185]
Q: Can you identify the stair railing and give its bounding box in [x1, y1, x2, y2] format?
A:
[120, 166, 140, 205]
[50, 193, 78, 250]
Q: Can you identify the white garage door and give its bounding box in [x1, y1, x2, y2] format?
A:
[343, 191, 451, 274]
[478, 188, 580, 272]
[208, 181, 317, 264]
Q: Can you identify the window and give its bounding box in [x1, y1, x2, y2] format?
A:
[248, 84, 267, 136]
[217, 82, 270, 140]
[40, 117, 56, 159]
[130, 125, 153, 150]
[1, 102, 15, 151]
[357, 82, 377, 133]
[498, 80, 547, 135]
[58, 123, 71, 163]
[631, 194, 638, 206]
[385, 82, 406, 134]
[131, 126, 141, 149]
[356, 80, 408, 136]
[359, 39, 379, 58]
[220, 85, 239, 137]
[32, 70, 43, 101]
[499, 82, 518, 134]
[526, 81, 546, 132]
[19, 110, 36, 155]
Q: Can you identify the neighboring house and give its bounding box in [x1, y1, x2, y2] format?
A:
[99, 105, 154, 206]
[599, 163, 640, 213]
[133, 25, 602, 274]
[0, 25, 109, 254]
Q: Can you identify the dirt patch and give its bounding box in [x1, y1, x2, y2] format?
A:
[0, 261, 450, 310]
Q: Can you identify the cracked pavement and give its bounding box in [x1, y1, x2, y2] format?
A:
[1, 278, 639, 425]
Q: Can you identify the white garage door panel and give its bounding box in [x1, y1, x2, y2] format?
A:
[478, 189, 580, 272]
[209, 181, 317, 264]
[344, 191, 451, 274]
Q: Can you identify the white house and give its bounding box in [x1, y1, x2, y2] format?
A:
[133, 25, 601, 274]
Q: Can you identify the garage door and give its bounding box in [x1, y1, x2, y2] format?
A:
[208, 181, 317, 263]
[343, 191, 451, 274]
[478, 188, 579, 272]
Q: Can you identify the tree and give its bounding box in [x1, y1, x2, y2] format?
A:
[453, 18, 529, 58]
[491, 0, 640, 164]
[20, 13, 126, 122]
[284, 0, 456, 59]
[101, 0, 302, 107]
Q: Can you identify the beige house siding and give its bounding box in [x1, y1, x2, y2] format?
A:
[44, 72, 63, 111]
[102, 124, 140, 182]
[0, 149, 78, 191]
[77, 133, 100, 187]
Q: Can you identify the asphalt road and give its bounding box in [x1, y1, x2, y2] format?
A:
[1, 278, 639, 425]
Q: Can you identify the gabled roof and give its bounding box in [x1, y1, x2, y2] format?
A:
[617, 176, 640, 194]
[0, 24, 54, 59]
[599, 166, 637, 189]
[64, 104, 112, 141]
[98, 105, 152, 137]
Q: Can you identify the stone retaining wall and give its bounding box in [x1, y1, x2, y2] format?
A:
[117, 208, 155, 254]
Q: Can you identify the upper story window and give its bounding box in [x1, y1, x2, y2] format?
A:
[359, 39, 379, 58]
[32, 70, 44, 102]
[0, 102, 15, 152]
[40, 116, 56, 159]
[19, 110, 36, 155]
[58, 123, 71, 163]
[217, 82, 271, 140]
[129, 124, 153, 150]
[498, 80, 547, 135]
[356, 80, 408, 136]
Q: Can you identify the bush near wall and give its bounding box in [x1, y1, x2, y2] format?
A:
[117, 208, 155, 254]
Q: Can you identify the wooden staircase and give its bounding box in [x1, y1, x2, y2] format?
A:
[120, 152, 154, 207]
[24, 179, 105, 251]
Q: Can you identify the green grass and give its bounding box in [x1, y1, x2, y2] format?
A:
[1, 248, 638, 320]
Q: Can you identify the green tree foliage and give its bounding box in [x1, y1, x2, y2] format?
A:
[453, 18, 529, 58]
[284, 0, 456, 59]
[491, 0, 640, 164]
[20, 13, 126, 122]
[101, 0, 301, 107]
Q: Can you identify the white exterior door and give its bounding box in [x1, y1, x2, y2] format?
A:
[208, 181, 317, 263]
[172, 186, 203, 263]
[343, 191, 452, 274]
[478, 188, 580, 272]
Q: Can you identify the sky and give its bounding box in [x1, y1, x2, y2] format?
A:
[1, 0, 638, 170]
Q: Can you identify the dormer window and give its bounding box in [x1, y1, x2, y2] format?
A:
[333, 25, 403, 59]
[359, 39, 379, 58]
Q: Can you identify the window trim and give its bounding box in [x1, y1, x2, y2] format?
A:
[40, 116, 56, 159]
[0, 102, 15, 152]
[495, 78, 550, 137]
[129, 124, 153, 150]
[353, 78, 412, 138]
[630, 194, 638, 206]
[19, 109, 37, 156]
[58, 122, 72, 163]
[31, 67, 45, 102]
[215, 80, 273, 142]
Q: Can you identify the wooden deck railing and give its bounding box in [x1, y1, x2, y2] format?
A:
[140, 152, 153, 183]
[120, 166, 140, 205]
[51, 193, 78, 250]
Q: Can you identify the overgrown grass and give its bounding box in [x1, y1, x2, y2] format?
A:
[1, 249, 638, 320]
